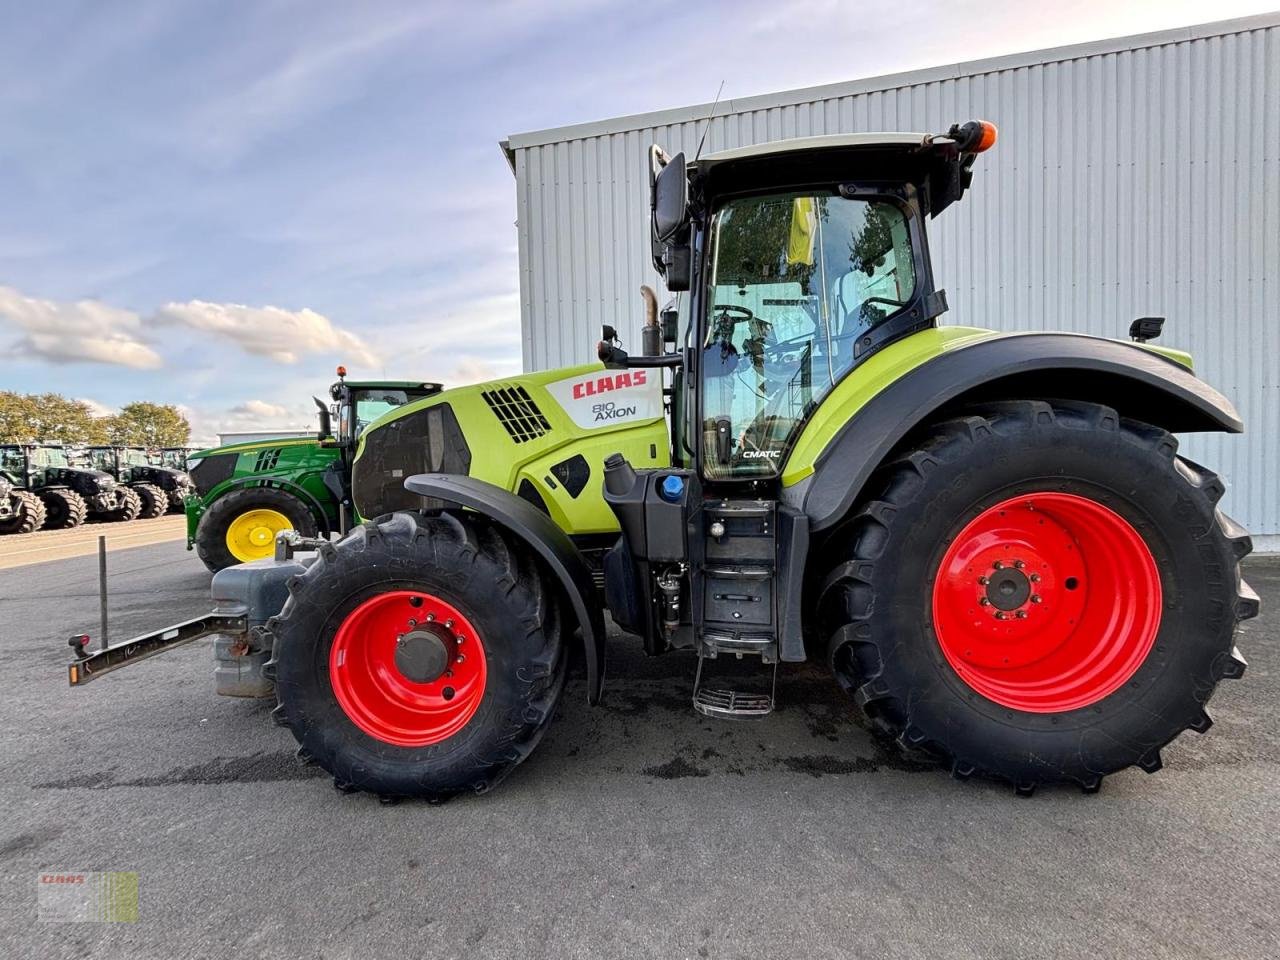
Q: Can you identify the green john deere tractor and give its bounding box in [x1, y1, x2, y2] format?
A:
[71, 122, 1256, 801]
[83, 447, 193, 520]
[185, 371, 442, 572]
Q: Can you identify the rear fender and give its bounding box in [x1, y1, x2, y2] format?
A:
[404, 474, 607, 704]
[794, 332, 1242, 533]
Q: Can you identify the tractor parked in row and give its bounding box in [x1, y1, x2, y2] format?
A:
[0, 443, 140, 530]
[70, 122, 1256, 801]
[82, 447, 194, 519]
[185, 371, 442, 571]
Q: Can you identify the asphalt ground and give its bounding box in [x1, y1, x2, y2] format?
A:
[0, 515, 185, 569]
[0, 541, 1276, 960]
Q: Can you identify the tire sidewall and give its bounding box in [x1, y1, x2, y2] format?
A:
[864, 413, 1236, 774]
[273, 517, 561, 796]
[196, 487, 320, 571]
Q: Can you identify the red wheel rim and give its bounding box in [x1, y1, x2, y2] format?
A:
[931, 493, 1161, 713]
[329, 590, 486, 746]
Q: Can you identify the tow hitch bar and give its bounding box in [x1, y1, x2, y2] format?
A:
[68, 614, 247, 686]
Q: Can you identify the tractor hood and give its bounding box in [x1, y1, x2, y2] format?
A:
[352, 363, 670, 534]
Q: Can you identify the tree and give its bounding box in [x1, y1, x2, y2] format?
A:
[0, 391, 104, 443]
[109, 402, 190, 447]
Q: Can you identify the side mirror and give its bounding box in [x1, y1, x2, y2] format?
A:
[651, 149, 688, 243]
[313, 396, 332, 441]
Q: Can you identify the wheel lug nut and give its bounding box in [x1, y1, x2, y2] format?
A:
[445, 619, 454, 629]
[994, 611, 1007, 620]
[456, 655, 465, 664]
[992, 560, 1003, 570]
[407, 618, 417, 627]
[1029, 573, 1041, 583]
[1016, 610, 1028, 619]
[1031, 594, 1043, 604]
[977, 576, 990, 586]
[1013, 560, 1025, 569]
[978, 597, 991, 606]
[426, 613, 435, 622]
[455, 636, 464, 645]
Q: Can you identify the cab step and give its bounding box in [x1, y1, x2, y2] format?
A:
[692, 655, 777, 720]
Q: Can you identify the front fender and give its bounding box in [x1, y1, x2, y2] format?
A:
[404, 473, 607, 705]
[794, 331, 1242, 533]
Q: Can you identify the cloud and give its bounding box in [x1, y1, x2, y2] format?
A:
[229, 399, 291, 418]
[153, 300, 379, 367]
[76, 397, 117, 418]
[0, 284, 163, 369]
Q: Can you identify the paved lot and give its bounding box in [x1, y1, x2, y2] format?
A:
[0, 542, 1276, 960]
[0, 516, 185, 569]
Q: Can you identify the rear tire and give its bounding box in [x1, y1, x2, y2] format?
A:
[195, 487, 319, 572]
[269, 511, 567, 801]
[819, 400, 1256, 793]
[131, 483, 167, 519]
[0, 492, 47, 534]
[99, 487, 142, 523]
[38, 488, 86, 529]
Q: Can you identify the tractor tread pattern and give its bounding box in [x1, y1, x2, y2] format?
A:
[269, 510, 567, 803]
[131, 482, 168, 519]
[0, 491, 48, 534]
[819, 399, 1256, 795]
[38, 488, 86, 529]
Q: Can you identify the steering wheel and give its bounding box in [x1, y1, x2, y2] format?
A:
[712, 304, 755, 322]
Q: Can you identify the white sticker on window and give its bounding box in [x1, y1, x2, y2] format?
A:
[544, 369, 664, 430]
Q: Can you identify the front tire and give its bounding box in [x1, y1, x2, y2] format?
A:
[269, 511, 567, 801]
[0, 492, 47, 534]
[194, 487, 319, 572]
[99, 486, 142, 523]
[39, 488, 85, 529]
[131, 483, 167, 519]
[819, 400, 1257, 793]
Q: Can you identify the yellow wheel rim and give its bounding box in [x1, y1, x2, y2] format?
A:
[226, 508, 293, 563]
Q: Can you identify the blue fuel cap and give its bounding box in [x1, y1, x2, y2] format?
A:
[659, 475, 684, 503]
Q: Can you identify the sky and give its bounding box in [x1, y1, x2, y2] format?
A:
[1, 0, 1274, 445]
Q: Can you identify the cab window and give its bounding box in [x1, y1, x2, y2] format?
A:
[700, 192, 916, 479]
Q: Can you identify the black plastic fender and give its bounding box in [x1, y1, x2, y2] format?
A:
[799, 333, 1243, 533]
[404, 473, 607, 705]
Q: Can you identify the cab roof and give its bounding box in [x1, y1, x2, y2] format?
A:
[343, 380, 442, 391]
[697, 132, 930, 170]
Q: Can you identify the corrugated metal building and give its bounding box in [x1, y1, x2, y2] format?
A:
[503, 13, 1280, 546]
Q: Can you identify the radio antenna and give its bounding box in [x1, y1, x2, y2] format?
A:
[693, 80, 726, 162]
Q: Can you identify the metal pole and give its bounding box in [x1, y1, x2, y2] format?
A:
[98, 535, 108, 649]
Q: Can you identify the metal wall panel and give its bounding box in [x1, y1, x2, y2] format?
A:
[507, 15, 1280, 542]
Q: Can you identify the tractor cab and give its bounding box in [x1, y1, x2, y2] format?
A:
[317, 367, 444, 449]
[649, 124, 994, 486]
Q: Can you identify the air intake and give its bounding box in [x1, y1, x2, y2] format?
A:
[481, 385, 551, 443]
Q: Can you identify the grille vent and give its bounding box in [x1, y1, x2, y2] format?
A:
[253, 449, 282, 471]
[481, 385, 551, 444]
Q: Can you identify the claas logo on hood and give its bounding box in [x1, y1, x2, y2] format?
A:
[571, 370, 648, 400]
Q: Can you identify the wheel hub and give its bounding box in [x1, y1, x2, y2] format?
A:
[394, 625, 452, 683]
[985, 564, 1032, 611]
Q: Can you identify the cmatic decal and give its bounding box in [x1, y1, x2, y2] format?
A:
[546, 369, 664, 430]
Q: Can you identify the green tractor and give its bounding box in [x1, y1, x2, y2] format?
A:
[71, 122, 1256, 800]
[185, 371, 442, 572]
[0, 447, 46, 534]
[2, 442, 141, 529]
[150, 448, 197, 510]
[82, 447, 194, 520]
